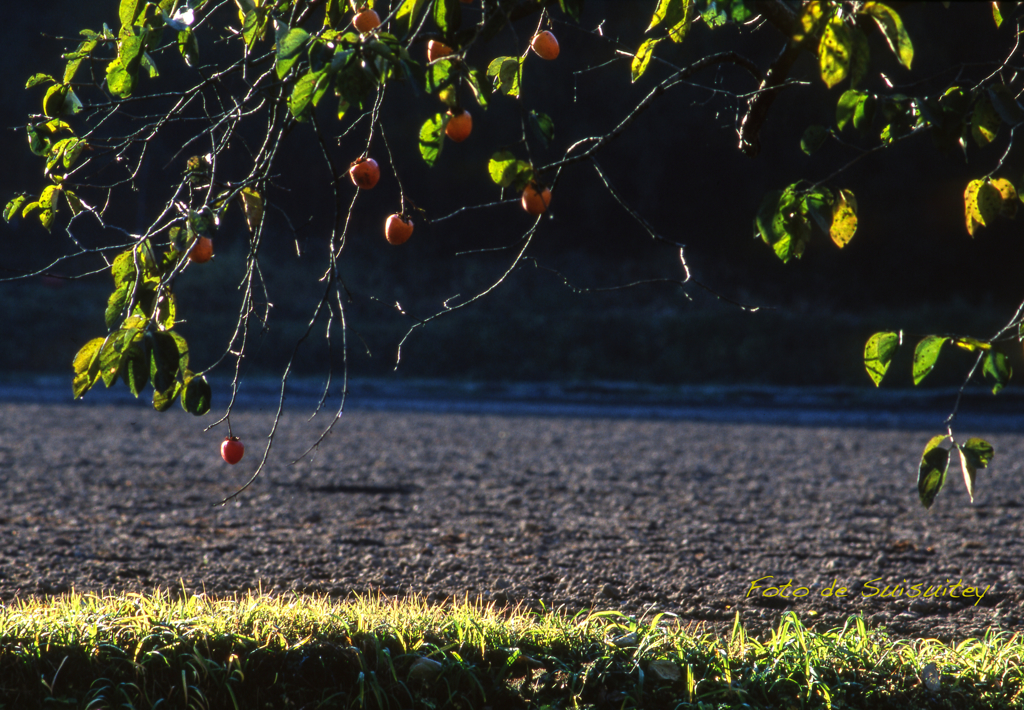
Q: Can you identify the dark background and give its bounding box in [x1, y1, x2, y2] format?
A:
[1, 1, 1020, 388]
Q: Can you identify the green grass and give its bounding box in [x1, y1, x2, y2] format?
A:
[1, 591, 1022, 709]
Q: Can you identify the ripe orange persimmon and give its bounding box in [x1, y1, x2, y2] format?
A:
[349, 157, 380, 189]
[521, 183, 551, 215]
[531, 30, 559, 60]
[427, 40, 452, 62]
[353, 7, 381, 33]
[445, 109, 472, 142]
[385, 214, 414, 245]
[188, 236, 213, 263]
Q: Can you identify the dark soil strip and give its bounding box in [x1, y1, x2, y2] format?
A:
[0, 402, 1021, 642]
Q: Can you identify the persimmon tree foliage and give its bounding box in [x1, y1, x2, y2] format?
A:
[5, 0, 1024, 506]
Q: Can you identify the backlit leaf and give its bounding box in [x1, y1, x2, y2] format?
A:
[178, 28, 200, 66]
[863, 2, 913, 69]
[918, 434, 950, 509]
[529, 111, 555, 148]
[488, 151, 517, 186]
[98, 337, 122, 387]
[647, 0, 693, 43]
[829, 188, 857, 247]
[912, 335, 947, 385]
[486, 56, 522, 97]
[964, 179, 1001, 235]
[433, 0, 461, 35]
[3, 196, 28, 223]
[119, 0, 143, 26]
[793, 0, 829, 44]
[418, 113, 446, 166]
[836, 90, 867, 131]
[395, 0, 428, 33]
[958, 437, 994, 503]
[152, 382, 182, 412]
[276, 27, 310, 79]
[182, 374, 212, 415]
[72, 337, 106, 399]
[864, 331, 900, 386]
[848, 28, 870, 88]
[122, 339, 148, 397]
[983, 351, 1012, 394]
[631, 38, 660, 83]
[971, 93, 1001, 146]
[106, 282, 131, 329]
[818, 20, 851, 89]
[26, 73, 56, 89]
[239, 187, 263, 232]
[990, 177, 1017, 218]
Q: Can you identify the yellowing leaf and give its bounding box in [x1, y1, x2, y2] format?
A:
[990, 177, 1018, 218]
[863, 2, 913, 69]
[864, 331, 900, 387]
[918, 433, 950, 509]
[631, 38, 660, 82]
[971, 94, 1001, 146]
[818, 21, 851, 89]
[830, 188, 857, 247]
[793, 0, 829, 44]
[964, 179, 1001, 236]
[238, 187, 263, 232]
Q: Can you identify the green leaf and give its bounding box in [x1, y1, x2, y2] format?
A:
[112, 250, 138, 288]
[181, 375, 212, 415]
[72, 337, 106, 399]
[864, 331, 900, 387]
[800, 124, 828, 155]
[98, 337, 123, 388]
[25, 73, 56, 89]
[288, 69, 322, 118]
[529, 111, 555, 147]
[152, 382, 182, 412]
[433, 0, 461, 35]
[64, 36, 99, 84]
[154, 291, 177, 331]
[178, 28, 200, 66]
[912, 335, 947, 385]
[39, 209, 56, 232]
[106, 57, 136, 98]
[169, 331, 190, 374]
[62, 138, 85, 169]
[425, 58, 452, 93]
[486, 56, 522, 97]
[836, 90, 867, 132]
[982, 351, 1012, 394]
[918, 434, 950, 509]
[647, 0, 693, 43]
[39, 185, 61, 212]
[4, 196, 28, 223]
[465, 68, 489, 109]
[42, 84, 68, 117]
[632, 38, 660, 83]
[488, 150, 518, 186]
[862, 2, 913, 69]
[958, 437, 994, 503]
[243, 8, 267, 48]
[276, 27, 310, 79]
[106, 282, 131, 329]
[119, 0, 143, 26]
[149, 331, 181, 393]
[418, 113, 446, 166]
[395, 0, 429, 33]
[121, 336, 149, 397]
[818, 20, 851, 89]
[829, 188, 857, 248]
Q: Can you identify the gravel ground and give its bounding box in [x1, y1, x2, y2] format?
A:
[1, 399, 1022, 642]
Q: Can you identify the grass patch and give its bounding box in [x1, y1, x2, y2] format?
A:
[1, 591, 1022, 708]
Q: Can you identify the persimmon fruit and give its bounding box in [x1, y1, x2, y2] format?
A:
[221, 436, 244, 464]
[353, 7, 381, 33]
[427, 40, 452, 62]
[188, 236, 213, 263]
[445, 109, 472, 142]
[531, 31, 559, 60]
[349, 157, 380, 189]
[521, 183, 551, 215]
[385, 214, 414, 245]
